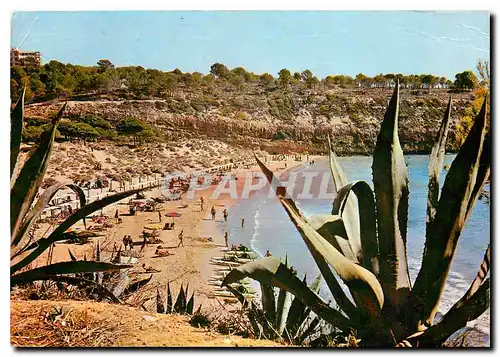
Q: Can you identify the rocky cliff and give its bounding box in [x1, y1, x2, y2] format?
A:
[25, 87, 474, 155]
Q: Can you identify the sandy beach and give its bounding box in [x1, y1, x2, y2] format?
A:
[21, 155, 315, 314]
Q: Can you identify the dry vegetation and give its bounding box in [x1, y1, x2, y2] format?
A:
[11, 300, 283, 347]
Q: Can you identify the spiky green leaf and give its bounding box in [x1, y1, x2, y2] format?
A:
[372, 83, 411, 313]
[222, 257, 351, 331]
[426, 96, 452, 232]
[166, 282, 173, 313]
[186, 292, 195, 314]
[327, 136, 362, 262]
[10, 88, 25, 178]
[122, 274, 152, 296]
[12, 182, 87, 251]
[276, 287, 293, 335]
[157, 287, 165, 313]
[332, 181, 379, 275]
[261, 283, 277, 326]
[412, 98, 489, 329]
[11, 261, 131, 286]
[11, 103, 66, 240]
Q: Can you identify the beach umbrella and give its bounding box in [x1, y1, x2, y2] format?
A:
[165, 211, 182, 222]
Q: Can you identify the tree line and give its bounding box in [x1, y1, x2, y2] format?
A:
[10, 59, 479, 104]
[23, 113, 153, 145]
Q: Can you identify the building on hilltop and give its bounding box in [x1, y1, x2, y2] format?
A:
[11, 48, 41, 67]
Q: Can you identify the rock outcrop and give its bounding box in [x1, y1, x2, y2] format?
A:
[24, 87, 474, 155]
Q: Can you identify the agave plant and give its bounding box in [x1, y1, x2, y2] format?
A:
[66, 243, 153, 303]
[222, 84, 490, 347]
[10, 89, 144, 298]
[226, 264, 324, 345]
[156, 282, 195, 315]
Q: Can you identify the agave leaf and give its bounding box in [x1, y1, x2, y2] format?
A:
[412, 98, 489, 329]
[426, 97, 452, 233]
[284, 275, 311, 339]
[27, 275, 122, 304]
[95, 241, 103, 284]
[327, 137, 362, 262]
[185, 283, 189, 302]
[466, 129, 490, 220]
[113, 246, 122, 264]
[372, 83, 411, 313]
[12, 182, 87, 250]
[10, 187, 144, 275]
[286, 296, 306, 339]
[257, 153, 358, 262]
[174, 284, 186, 313]
[261, 283, 277, 327]
[157, 287, 165, 313]
[68, 249, 77, 262]
[307, 214, 356, 261]
[166, 282, 173, 313]
[276, 287, 293, 335]
[95, 241, 101, 262]
[412, 278, 490, 347]
[288, 275, 321, 341]
[122, 274, 152, 296]
[420, 246, 490, 346]
[332, 181, 379, 275]
[280, 198, 384, 318]
[111, 269, 130, 298]
[297, 316, 321, 345]
[310, 274, 322, 294]
[255, 155, 359, 317]
[186, 292, 195, 314]
[327, 134, 349, 189]
[256, 152, 378, 319]
[226, 284, 248, 307]
[11, 261, 131, 286]
[11, 103, 66, 240]
[10, 88, 25, 178]
[222, 257, 351, 331]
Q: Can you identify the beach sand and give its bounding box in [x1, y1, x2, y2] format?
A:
[18, 155, 315, 314]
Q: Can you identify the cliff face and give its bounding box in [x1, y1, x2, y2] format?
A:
[25, 87, 474, 155]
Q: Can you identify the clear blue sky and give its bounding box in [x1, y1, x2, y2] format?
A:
[11, 11, 490, 79]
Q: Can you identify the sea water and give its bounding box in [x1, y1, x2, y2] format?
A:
[216, 155, 490, 344]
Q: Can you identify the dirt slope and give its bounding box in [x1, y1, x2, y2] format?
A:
[11, 299, 284, 347]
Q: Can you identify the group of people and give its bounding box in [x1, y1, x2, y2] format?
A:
[122, 235, 134, 250]
[208, 205, 231, 223]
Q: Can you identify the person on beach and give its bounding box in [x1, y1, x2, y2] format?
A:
[224, 232, 229, 247]
[115, 209, 119, 223]
[177, 230, 184, 247]
[210, 206, 216, 220]
[122, 235, 129, 250]
[265, 250, 272, 257]
[158, 211, 162, 223]
[241, 217, 245, 228]
[142, 263, 161, 273]
[222, 209, 228, 222]
[200, 197, 205, 211]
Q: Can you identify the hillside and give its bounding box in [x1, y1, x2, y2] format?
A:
[24, 86, 474, 156]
